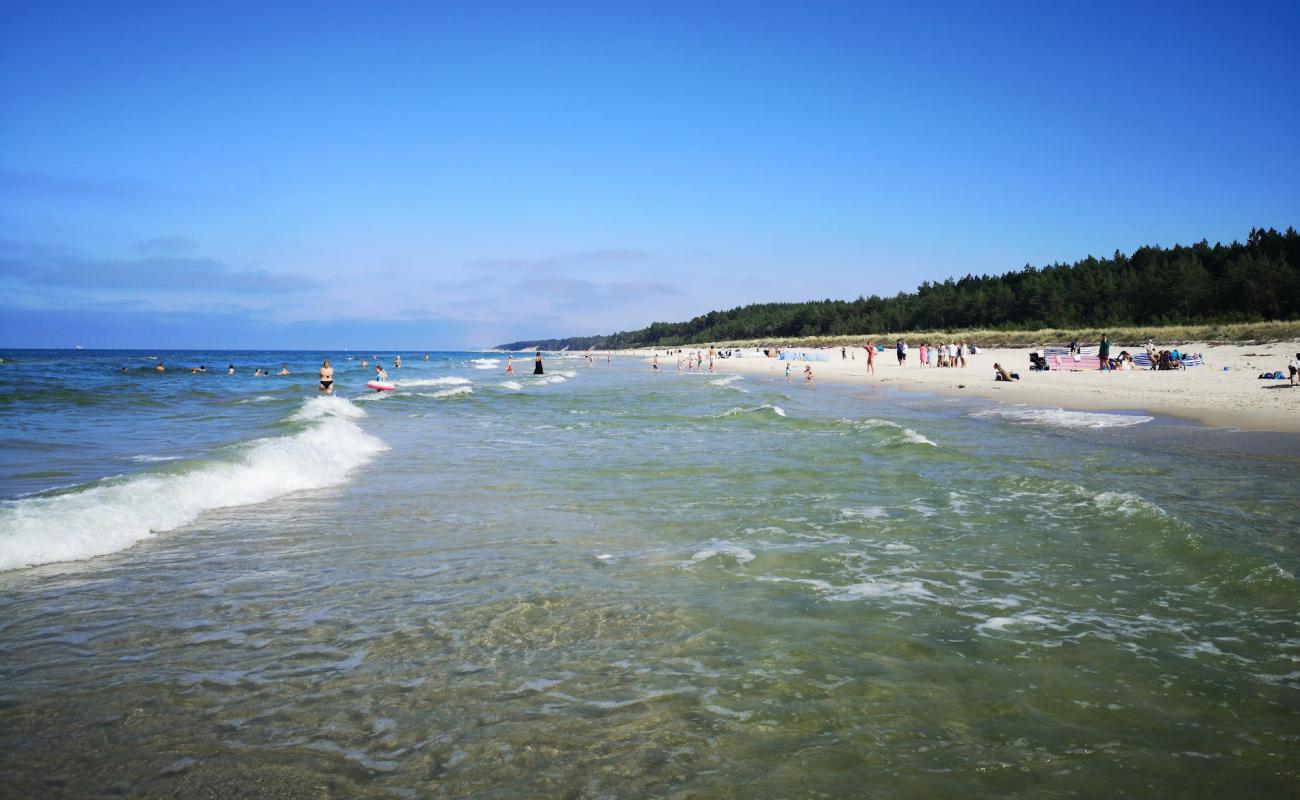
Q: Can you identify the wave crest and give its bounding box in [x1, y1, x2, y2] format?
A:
[0, 397, 386, 572]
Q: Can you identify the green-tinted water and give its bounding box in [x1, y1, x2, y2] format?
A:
[1, 353, 1297, 797]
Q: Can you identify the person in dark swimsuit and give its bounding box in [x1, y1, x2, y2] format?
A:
[533, 350, 544, 375]
[319, 359, 334, 393]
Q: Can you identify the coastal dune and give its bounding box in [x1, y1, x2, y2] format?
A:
[633, 341, 1300, 433]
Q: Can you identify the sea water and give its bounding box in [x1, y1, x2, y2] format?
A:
[1, 349, 1297, 798]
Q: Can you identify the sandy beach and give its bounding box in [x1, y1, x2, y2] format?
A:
[632, 341, 1300, 433]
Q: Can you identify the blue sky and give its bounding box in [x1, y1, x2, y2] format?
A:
[2, 0, 1297, 349]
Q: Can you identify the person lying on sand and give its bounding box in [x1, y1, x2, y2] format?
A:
[994, 363, 1019, 382]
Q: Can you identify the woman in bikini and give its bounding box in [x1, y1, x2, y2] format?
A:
[319, 360, 334, 393]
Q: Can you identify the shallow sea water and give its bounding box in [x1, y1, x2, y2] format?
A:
[1, 350, 1297, 798]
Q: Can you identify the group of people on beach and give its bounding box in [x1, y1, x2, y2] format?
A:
[909, 341, 972, 368]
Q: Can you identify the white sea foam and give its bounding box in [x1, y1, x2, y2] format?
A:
[900, 428, 938, 446]
[500, 380, 523, 390]
[973, 406, 1154, 429]
[708, 375, 744, 387]
[125, 454, 183, 463]
[839, 506, 889, 520]
[755, 573, 933, 603]
[1094, 491, 1167, 517]
[828, 579, 935, 602]
[431, 386, 473, 399]
[881, 542, 919, 554]
[289, 394, 366, 421]
[398, 377, 472, 388]
[848, 418, 938, 446]
[976, 613, 1055, 634]
[721, 404, 785, 418]
[533, 375, 567, 385]
[0, 396, 387, 572]
[689, 543, 757, 566]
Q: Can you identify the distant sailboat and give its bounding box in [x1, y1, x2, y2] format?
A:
[74, 345, 84, 350]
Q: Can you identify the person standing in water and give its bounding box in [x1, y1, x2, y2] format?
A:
[319, 360, 334, 393]
[533, 350, 544, 375]
[375, 364, 389, 382]
[394, 355, 402, 369]
[505, 355, 515, 375]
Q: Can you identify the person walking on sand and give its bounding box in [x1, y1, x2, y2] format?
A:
[1098, 333, 1111, 371]
[896, 339, 907, 367]
[533, 350, 544, 375]
[506, 355, 515, 375]
[319, 360, 334, 393]
[865, 342, 876, 375]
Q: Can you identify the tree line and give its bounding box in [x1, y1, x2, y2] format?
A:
[497, 227, 1299, 350]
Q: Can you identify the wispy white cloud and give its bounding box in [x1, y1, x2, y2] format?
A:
[0, 239, 320, 295]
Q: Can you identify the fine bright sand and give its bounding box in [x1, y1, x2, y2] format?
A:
[634, 341, 1300, 433]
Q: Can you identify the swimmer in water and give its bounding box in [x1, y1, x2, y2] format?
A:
[375, 364, 389, 382]
[279, 366, 290, 375]
[227, 364, 235, 375]
[155, 362, 166, 372]
[505, 355, 515, 375]
[319, 360, 334, 393]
